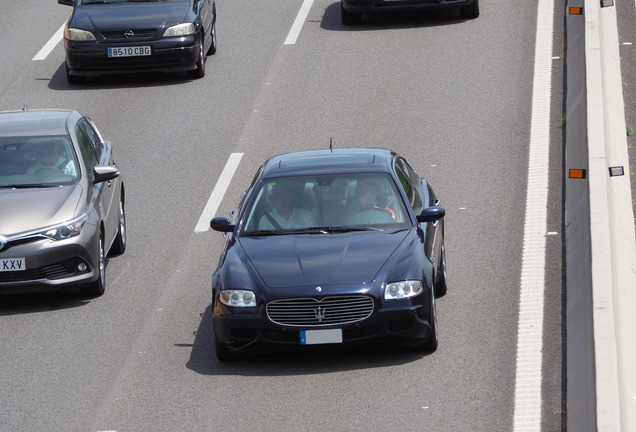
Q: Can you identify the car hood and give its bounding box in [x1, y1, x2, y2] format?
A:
[0, 185, 83, 235]
[238, 231, 409, 288]
[72, 2, 190, 32]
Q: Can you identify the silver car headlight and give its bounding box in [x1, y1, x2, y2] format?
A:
[65, 27, 96, 41]
[40, 214, 87, 241]
[384, 280, 423, 300]
[163, 23, 196, 37]
[220, 290, 256, 307]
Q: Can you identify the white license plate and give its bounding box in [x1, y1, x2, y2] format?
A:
[0, 258, 26, 272]
[300, 329, 343, 345]
[108, 46, 151, 58]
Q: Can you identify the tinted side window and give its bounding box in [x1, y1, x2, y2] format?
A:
[78, 119, 104, 161]
[395, 157, 423, 213]
[76, 128, 98, 181]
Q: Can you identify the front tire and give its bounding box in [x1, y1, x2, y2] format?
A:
[81, 232, 106, 297]
[188, 37, 206, 79]
[411, 298, 438, 352]
[435, 237, 447, 297]
[207, 9, 217, 55]
[109, 193, 126, 256]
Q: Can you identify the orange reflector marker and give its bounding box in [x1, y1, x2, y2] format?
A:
[569, 6, 583, 14]
[569, 169, 586, 179]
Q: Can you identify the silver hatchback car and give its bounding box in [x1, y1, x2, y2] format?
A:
[0, 108, 126, 297]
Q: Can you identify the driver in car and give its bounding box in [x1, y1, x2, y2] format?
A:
[347, 180, 396, 224]
[258, 183, 316, 230]
[26, 143, 76, 176]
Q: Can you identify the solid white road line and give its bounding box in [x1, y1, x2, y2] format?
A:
[195, 153, 244, 232]
[285, 0, 315, 45]
[32, 23, 65, 61]
[512, 0, 554, 430]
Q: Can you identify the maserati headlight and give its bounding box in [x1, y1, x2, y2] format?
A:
[65, 27, 96, 41]
[40, 214, 87, 241]
[220, 290, 256, 307]
[384, 280, 423, 300]
[163, 23, 196, 37]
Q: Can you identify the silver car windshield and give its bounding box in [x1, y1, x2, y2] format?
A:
[241, 173, 411, 235]
[0, 136, 80, 188]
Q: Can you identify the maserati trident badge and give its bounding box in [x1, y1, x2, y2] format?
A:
[314, 306, 326, 323]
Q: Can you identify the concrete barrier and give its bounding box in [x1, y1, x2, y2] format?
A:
[565, 0, 636, 429]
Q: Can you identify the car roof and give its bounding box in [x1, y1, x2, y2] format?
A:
[260, 148, 397, 179]
[0, 109, 77, 138]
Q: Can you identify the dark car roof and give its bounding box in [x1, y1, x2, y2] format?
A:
[0, 110, 76, 138]
[261, 148, 397, 179]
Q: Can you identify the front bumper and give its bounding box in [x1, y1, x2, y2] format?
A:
[341, 0, 474, 14]
[212, 298, 435, 353]
[0, 228, 99, 295]
[64, 36, 201, 77]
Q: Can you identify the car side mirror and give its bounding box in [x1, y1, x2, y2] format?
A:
[416, 205, 445, 223]
[58, 0, 74, 6]
[93, 165, 120, 184]
[210, 217, 235, 233]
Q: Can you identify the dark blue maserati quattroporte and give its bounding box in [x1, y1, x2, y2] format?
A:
[210, 148, 446, 361]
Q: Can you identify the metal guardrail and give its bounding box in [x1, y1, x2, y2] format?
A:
[565, 0, 636, 430]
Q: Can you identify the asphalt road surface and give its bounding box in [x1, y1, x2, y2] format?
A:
[0, 0, 565, 431]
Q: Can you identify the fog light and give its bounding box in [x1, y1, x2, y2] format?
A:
[77, 263, 87, 272]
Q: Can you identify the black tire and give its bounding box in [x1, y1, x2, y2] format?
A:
[215, 341, 246, 362]
[411, 298, 438, 352]
[66, 63, 85, 84]
[341, 1, 362, 25]
[207, 11, 217, 55]
[435, 237, 447, 297]
[81, 232, 106, 297]
[109, 193, 126, 256]
[460, 0, 479, 19]
[188, 37, 206, 78]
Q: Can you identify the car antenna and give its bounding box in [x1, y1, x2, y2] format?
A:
[22, 104, 28, 111]
[329, 137, 333, 152]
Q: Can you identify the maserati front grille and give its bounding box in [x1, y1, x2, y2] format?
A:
[266, 295, 374, 327]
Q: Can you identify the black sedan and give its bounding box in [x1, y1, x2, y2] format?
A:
[210, 148, 446, 360]
[58, 0, 217, 83]
[341, 0, 479, 25]
[0, 108, 126, 297]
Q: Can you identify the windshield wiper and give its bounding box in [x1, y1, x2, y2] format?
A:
[0, 183, 56, 189]
[287, 226, 383, 234]
[242, 230, 287, 237]
[242, 226, 385, 236]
